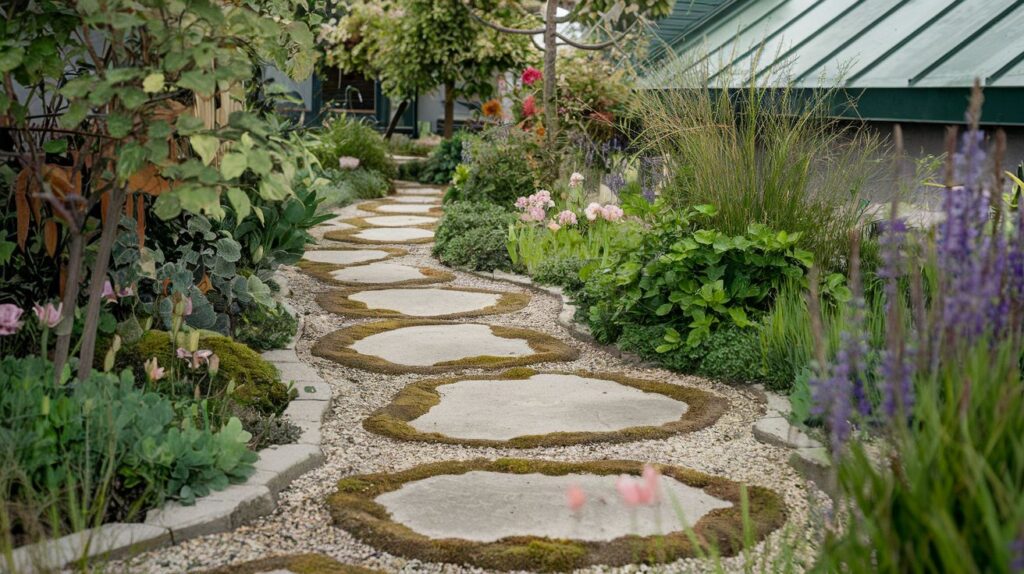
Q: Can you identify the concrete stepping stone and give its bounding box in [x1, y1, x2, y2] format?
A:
[313, 320, 577, 373]
[327, 459, 788, 571]
[357, 215, 438, 227]
[368, 203, 437, 214]
[301, 249, 392, 266]
[378, 470, 732, 542]
[390, 195, 441, 204]
[325, 227, 434, 245]
[328, 263, 447, 286]
[318, 286, 530, 318]
[365, 370, 727, 447]
[397, 187, 442, 196]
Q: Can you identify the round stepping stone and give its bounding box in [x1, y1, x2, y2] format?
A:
[328, 459, 787, 571]
[365, 370, 727, 447]
[379, 470, 732, 542]
[318, 286, 530, 318]
[371, 203, 436, 214]
[328, 263, 448, 286]
[397, 187, 441, 196]
[390, 195, 440, 204]
[326, 227, 434, 245]
[312, 320, 577, 373]
[357, 215, 438, 227]
[301, 249, 391, 266]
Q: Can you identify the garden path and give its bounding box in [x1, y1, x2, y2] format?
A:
[111, 182, 824, 574]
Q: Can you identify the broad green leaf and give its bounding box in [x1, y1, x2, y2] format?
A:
[655, 303, 673, 316]
[107, 112, 133, 139]
[220, 152, 247, 179]
[0, 47, 25, 73]
[117, 143, 146, 179]
[190, 135, 220, 166]
[225, 187, 251, 221]
[214, 237, 241, 263]
[153, 193, 181, 220]
[143, 72, 165, 93]
[43, 139, 68, 154]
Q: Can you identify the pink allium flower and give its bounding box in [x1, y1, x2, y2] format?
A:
[102, 280, 117, 302]
[515, 196, 529, 209]
[547, 220, 561, 232]
[33, 302, 63, 328]
[0, 304, 24, 336]
[584, 202, 602, 221]
[515, 190, 555, 222]
[522, 95, 536, 117]
[566, 484, 586, 512]
[569, 172, 585, 188]
[145, 357, 166, 382]
[600, 204, 624, 222]
[521, 66, 542, 86]
[556, 210, 578, 226]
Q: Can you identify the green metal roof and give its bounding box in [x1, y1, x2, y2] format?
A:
[648, 0, 1024, 124]
[646, 0, 737, 62]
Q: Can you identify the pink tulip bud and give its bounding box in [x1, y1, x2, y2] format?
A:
[33, 302, 63, 328]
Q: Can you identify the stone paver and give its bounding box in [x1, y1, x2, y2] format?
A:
[389, 195, 441, 204]
[348, 287, 502, 317]
[302, 249, 391, 266]
[396, 187, 442, 196]
[372, 203, 436, 214]
[376, 471, 732, 542]
[329, 262, 434, 284]
[350, 323, 534, 366]
[410, 373, 689, 440]
[360, 215, 437, 227]
[346, 227, 434, 243]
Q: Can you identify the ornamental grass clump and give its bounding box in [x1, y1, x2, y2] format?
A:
[810, 88, 1024, 572]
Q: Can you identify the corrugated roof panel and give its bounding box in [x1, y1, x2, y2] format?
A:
[848, 0, 1019, 87]
[913, 3, 1024, 87]
[991, 57, 1024, 87]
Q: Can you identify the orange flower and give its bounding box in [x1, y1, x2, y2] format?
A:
[481, 99, 503, 118]
[535, 124, 546, 137]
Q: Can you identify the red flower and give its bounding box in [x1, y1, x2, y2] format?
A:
[522, 95, 536, 117]
[521, 66, 542, 86]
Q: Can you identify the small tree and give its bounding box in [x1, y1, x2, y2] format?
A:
[324, 0, 533, 137]
[466, 0, 671, 145]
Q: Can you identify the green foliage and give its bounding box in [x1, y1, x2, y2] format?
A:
[118, 331, 292, 416]
[387, 134, 433, 157]
[418, 132, 469, 185]
[617, 322, 761, 382]
[314, 115, 397, 180]
[454, 140, 536, 206]
[0, 356, 257, 538]
[433, 202, 517, 271]
[531, 257, 587, 291]
[233, 302, 298, 352]
[580, 205, 812, 351]
[316, 168, 391, 211]
[239, 412, 302, 451]
[554, 52, 632, 139]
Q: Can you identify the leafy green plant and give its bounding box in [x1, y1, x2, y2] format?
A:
[532, 256, 588, 291]
[387, 134, 433, 157]
[234, 301, 298, 352]
[579, 205, 812, 350]
[418, 132, 469, 185]
[451, 136, 538, 205]
[314, 115, 396, 179]
[433, 202, 517, 271]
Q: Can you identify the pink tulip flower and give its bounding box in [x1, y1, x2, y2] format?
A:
[33, 302, 63, 328]
[566, 484, 586, 512]
[0, 304, 24, 336]
[145, 357, 166, 382]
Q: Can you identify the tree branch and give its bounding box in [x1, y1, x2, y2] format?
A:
[466, 7, 545, 35]
[555, 21, 636, 50]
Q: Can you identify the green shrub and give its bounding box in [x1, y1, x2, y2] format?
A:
[617, 322, 761, 383]
[387, 134, 432, 157]
[234, 301, 298, 352]
[0, 356, 257, 539]
[433, 202, 517, 271]
[118, 331, 292, 416]
[397, 159, 427, 182]
[317, 168, 390, 210]
[314, 115, 396, 179]
[453, 139, 535, 206]
[532, 256, 587, 291]
[239, 411, 302, 451]
[418, 132, 468, 185]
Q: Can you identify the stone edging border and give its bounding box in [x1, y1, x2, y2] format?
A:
[311, 319, 579, 375]
[296, 259, 455, 288]
[316, 285, 531, 319]
[9, 278, 331, 573]
[363, 367, 728, 448]
[462, 268, 836, 498]
[327, 458, 788, 572]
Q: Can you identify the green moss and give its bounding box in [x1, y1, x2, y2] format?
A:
[363, 369, 728, 448]
[317, 287, 530, 319]
[311, 320, 578, 375]
[200, 553, 381, 574]
[326, 458, 788, 571]
[118, 331, 292, 415]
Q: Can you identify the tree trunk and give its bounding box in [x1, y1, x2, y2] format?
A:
[384, 99, 409, 140]
[76, 185, 126, 381]
[443, 82, 455, 138]
[542, 0, 558, 147]
[52, 231, 84, 384]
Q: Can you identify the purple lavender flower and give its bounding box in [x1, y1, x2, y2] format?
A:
[1011, 535, 1024, 573]
[604, 172, 626, 197]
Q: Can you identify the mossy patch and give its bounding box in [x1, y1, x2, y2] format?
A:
[117, 331, 293, 415]
[296, 260, 454, 288]
[311, 320, 578, 374]
[327, 458, 788, 572]
[200, 553, 381, 574]
[356, 200, 442, 216]
[324, 227, 435, 245]
[316, 286, 531, 319]
[363, 369, 728, 447]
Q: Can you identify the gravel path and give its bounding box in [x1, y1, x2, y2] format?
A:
[109, 188, 828, 574]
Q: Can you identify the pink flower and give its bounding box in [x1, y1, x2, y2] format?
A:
[117, 285, 134, 298]
[0, 304, 24, 336]
[642, 464, 661, 503]
[515, 190, 555, 222]
[584, 202, 602, 221]
[569, 172, 585, 188]
[515, 196, 529, 209]
[183, 297, 193, 317]
[566, 484, 586, 512]
[600, 204, 624, 222]
[145, 357, 166, 382]
[521, 66, 542, 86]
[522, 95, 536, 117]
[177, 348, 214, 370]
[33, 302, 63, 328]
[547, 220, 561, 232]
[616, 465, 661, 507]
[556, 210, 578, 226]
[102, 280, 117, 302]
